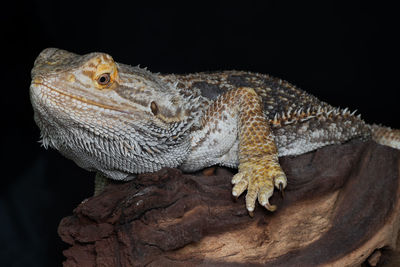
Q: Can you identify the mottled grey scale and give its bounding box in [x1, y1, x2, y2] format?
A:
[273, 114, 371, 156]
[227, 74, 255, 88]
[191, 81, 225, 100]
[225, 73, 327, 119]
[169, 71, 332, 121]
[257, 75, 332, 118]
[115, 84, 151, 108]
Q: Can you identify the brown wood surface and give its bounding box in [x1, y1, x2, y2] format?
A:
[58, 140, 400, 266]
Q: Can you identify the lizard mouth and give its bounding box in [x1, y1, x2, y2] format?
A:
[31, 80, 130, 114]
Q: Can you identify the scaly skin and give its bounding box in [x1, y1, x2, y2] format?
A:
[30, 48, 399, 214]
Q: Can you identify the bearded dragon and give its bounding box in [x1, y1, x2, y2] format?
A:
[30, 48, 400, 215]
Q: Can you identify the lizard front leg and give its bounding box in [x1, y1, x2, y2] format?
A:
[230, 87, 287, 215]
[185, 87, 287, 215]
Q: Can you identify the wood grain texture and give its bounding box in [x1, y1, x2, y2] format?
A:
[58, 140, 400, 267]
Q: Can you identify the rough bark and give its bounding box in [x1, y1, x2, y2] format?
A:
[58, 140, 400, 266]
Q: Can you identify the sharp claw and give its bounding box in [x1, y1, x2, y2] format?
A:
[279, 182, 285, 199]
[265, 203, 277, 212]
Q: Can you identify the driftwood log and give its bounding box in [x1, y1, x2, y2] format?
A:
[58, 140, 400, 266]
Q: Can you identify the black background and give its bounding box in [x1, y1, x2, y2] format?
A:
[1, 1, 399, 266]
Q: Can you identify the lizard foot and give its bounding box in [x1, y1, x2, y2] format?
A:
[231, 158, 287, 215]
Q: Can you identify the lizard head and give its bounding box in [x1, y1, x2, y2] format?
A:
[30, 48, 198, 180]
[31, 48, 190, 122]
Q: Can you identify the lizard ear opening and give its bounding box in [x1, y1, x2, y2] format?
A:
[150, 101, 158, 115]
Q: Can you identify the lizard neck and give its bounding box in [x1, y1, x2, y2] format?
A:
[33, 93, 195, 180]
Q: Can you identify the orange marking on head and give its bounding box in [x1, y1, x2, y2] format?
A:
[82, 70, 94, 79]
[82, 54, 119, 89]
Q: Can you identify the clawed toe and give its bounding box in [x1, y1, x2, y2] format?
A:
[279, 183, 285, 198]
[265, 202, 277, 212]
[231, 157, 287, 215]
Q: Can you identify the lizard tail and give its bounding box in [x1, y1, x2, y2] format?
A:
[370, 124, 400, 150]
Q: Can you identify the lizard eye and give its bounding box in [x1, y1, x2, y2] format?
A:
[97, 73, 111, 85]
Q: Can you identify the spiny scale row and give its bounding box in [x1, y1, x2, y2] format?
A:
[271, 106, 360, 126]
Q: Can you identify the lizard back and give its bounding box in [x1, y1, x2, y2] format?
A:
[161, 71, 371, 157]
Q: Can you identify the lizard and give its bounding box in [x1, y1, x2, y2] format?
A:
[30, 48, 400, 215]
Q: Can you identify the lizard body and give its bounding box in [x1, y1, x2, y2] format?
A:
[30, 48, 399, 214]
